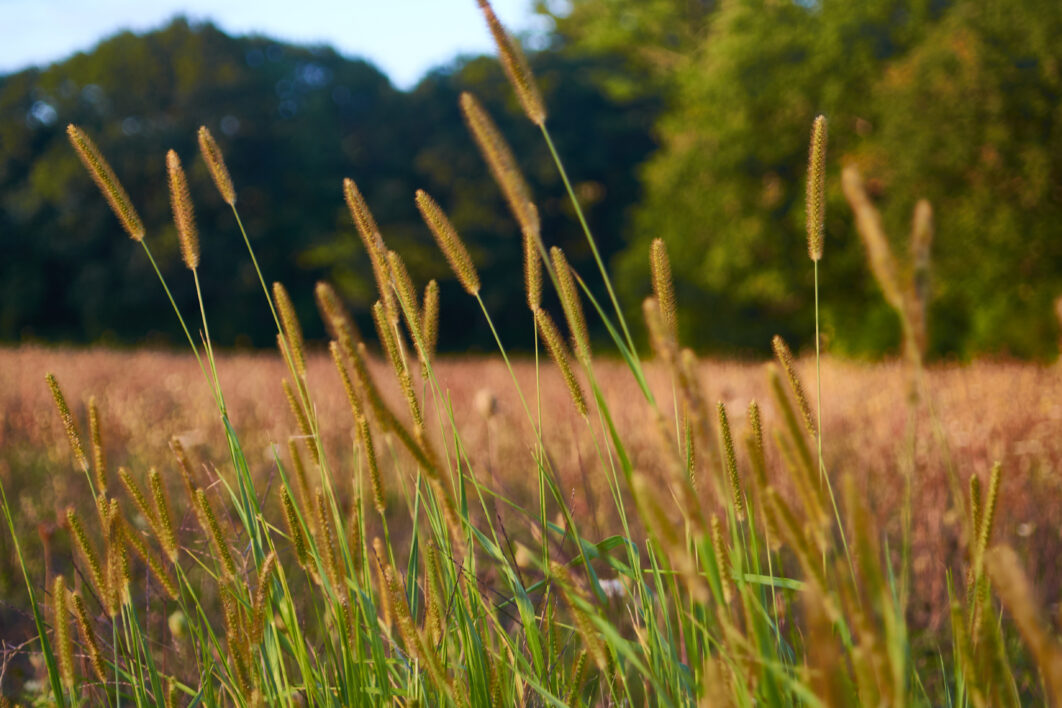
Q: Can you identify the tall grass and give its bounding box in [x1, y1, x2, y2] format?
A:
[1, 3, 1060, 705]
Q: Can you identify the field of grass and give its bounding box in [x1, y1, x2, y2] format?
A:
[3, 345, 1061, 703]
[4, 2, 1062, 704]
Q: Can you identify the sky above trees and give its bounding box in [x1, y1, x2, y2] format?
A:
[0, 0, 545, 88]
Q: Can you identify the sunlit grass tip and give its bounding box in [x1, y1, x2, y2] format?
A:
[806, 115, 827, 262]
[415, 189, 481, 295]
[166, 149, 200, 270]
[67, 124, 145, 242]
[459, 91, 539, 236]
[475, 0, 546, 126]
[197, 126, 236, 206]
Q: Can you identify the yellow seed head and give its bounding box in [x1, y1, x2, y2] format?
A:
[46, 373, 88, 473]
[534, 307, 587, 416]
[422, 279, 440, 363]
[330, 341, 364, 423]
[314, 487, 341, 589]
[371, 301, 423, 429]
[524, 222, 542, 310]
[251, 552, 278, 645]
[969, 474, 983, 545]
[166, 149, 200, 270]
[550, 247, 591, 364]
[280, 486, 310, 569]
[806, 115, 827, 261]
[372, 537, 392, 628]
[745, 401, 767, 489]
[104, 499, 125, 615]
[717, 402, 744, 520]
[476, 0, 546, 125]
[70, 591, 107, 682]
[88, 396, 106, 493]
[67, 124, 145, 241]
[120, 515, 179, 600]
[459, 91, 539, 234]
[977, 462, 1002, 559]
[650, 238, 678, 342]
[386, 250, 426, 360]
[273, 282, 306, 379]
[169, 436, 197, 505]
[315, 281, 361, 344]
[416, 190, 480, 295]
[710, 515, 733, 604]
[53, 575, 75, 689]
[771, 335, 817, 438]
[343, 177, 383, 252]
[357, 415, 386, 515]
[195, 488, 238, 580]
[149, 468, 178, 562]
[282, 377, 318, 464]
[66, 508, 106, 601]
[197, 126, 236, 205]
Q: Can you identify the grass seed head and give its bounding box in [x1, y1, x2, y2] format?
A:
[281, 486, 311, 569]
[550, 247, 591, 364]
[422, 279, 440, 363]
[67, 124, 145, 241]
[166, 149, 200, 270]
[650, 238, 678, 341]
[47, 373, 88, 473]
[523, 223, 542, 310]
[416, 189, 481, 295]
[273, 282, 307, 379]
[315, 281, 361, 344]
[197, 126, 236, 205]
[88, 396, 107, 493]
[476, 0, 546, 125]
[194, 488, 238, 581]
[772, 335, 817, 438]
[342, 177, 383, 252]
[806, 115, 827, 261]
[459, 91, 539, 234]
[70, 591, 107, 682]
[53, 575, 75, 690]
[534, 307, 587, 416]
[358, 415, 386, 515]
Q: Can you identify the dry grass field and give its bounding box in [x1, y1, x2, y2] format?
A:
[4, 345, 1059, 641]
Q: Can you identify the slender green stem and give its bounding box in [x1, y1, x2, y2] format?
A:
[539, 125, 638, 359]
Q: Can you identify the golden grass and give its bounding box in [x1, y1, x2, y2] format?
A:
[3, 345, 1061, 630]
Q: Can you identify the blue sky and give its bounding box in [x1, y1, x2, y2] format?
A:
[0, 0, 550, 89]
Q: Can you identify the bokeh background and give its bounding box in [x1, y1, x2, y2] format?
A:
[2, 0, 1060, 359]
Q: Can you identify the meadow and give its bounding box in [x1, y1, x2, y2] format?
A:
[3, 1, 1062, 705]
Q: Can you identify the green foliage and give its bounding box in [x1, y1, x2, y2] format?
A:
[571, 0, 1062, 358]
[0, 19, 658, 352]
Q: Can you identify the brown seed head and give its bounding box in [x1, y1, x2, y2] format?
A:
[46, 373, 88, 473]
[476, 1, 546, 125]
[166, 150, 200, 269]
[806, 116, 828, 261]
[416, 190, 480, 295]
[534, 307, 587, 416]
[197, 126, 236, 205]
[70, 591, 107, 682]
[841, 165, 904, 311]
[315, 281, 362, 345]
[650, 238, 678, 342]
[422, 279, 440, 364]
[459, 91, 539, 234]
[273, 282, 306, 378]
[67, 124, 145, 241]
[53, 575, 75, 689]
[550, 247, 591, 364]
[88, 396, 107, 493]
[771, 335, 816, 438]
[342, 177, 383, 252]
[717, 402, 744, 520]
[524, 221, 542, 310]
[357, 415, 386, 515]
